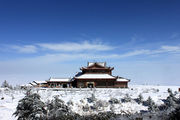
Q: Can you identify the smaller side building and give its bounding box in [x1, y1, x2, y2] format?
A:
[46, 77, 72, 88]
[33, 81, 48, 88]
[115, 77, 130, 88]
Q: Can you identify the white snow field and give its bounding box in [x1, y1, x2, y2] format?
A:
[0, 85, 179, 120]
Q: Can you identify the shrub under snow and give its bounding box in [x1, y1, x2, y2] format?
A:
[13, 93, 46, 120]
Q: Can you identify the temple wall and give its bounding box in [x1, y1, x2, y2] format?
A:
[114, 82, 128, 88]
[75, 79, 117, 88]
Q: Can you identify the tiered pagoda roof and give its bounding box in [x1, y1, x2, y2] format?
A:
[74, 74, 117, 79]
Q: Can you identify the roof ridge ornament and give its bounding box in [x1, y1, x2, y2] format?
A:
[88, 62, 106, 67]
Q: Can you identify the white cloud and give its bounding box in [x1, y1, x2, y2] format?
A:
[25, 53, 120, 63]
[121, 45, 180, 57]
[118, 49, 150, 58]
[2, 40, 113, 53]
[145, 45, 180, 55]
[161, 45, 180, 52]
[11, 45, 37, 53]
[38, 41, 114, 52]
[3, 42, 180, 58]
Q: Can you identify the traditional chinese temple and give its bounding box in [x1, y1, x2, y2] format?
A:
[73, 62, 130, 88]
[29, 62, 130, 88]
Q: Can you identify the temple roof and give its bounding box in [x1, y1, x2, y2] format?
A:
[116, 77, 130, 82]
[47, 77, 72, 82]
[75, 73, 116, 79]
[29, 82, 37, 86]
[33, 81, 47, 84]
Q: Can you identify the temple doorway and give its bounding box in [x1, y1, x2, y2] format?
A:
[87, 82, 94, 88]
[63, 84, 67, 88]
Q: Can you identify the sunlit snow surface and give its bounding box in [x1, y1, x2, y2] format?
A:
[0, 85, 179, 120]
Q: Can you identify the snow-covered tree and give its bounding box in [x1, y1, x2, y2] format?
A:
[110, 104, 115, 113]
[146, 96, 153, 105]
[47, 96, 71, 119]
[145, 96, 158, 112]
[169, 106, 180, 120]
[167, 88, 172, 94]
[67, 100, 74, 106]
[163, 88, 178, 110]
[87, 93, 96, 103]
[166, 96, 176, 108]
[1, 80, 8, 88]
[122, 93, 132, 102]
[93, 100, 107, 111]
[109, 98, 119, 104]
[167, 88, 178, 102]
[83, 104, 90, 112]
[13, 93, 46, 120]
[1, 80, 12, 89]
[136, 93, 143, 104]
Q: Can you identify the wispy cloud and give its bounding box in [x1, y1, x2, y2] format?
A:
[2, 41, 114, 54]
[29, 45, 180, 62]
[26, 53, 120, 63]
[2, 41, 180, 59]
[38, 41, 114, 52]
[11, 45, 37, 53]
[146, 45, 180, 55]
[161, 45, 180, 52]
[114, 45, 180, 58]
[170, 33, 179, 39]
[118, 49, 150, 58]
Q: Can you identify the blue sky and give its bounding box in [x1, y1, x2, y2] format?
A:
[0, 0, 180, 85]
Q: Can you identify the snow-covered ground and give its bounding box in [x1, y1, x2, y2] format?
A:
[0, 85, 179, 120]
[0, 88, 25, 120]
